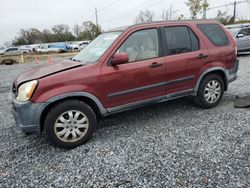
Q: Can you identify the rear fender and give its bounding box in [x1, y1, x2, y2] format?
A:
[194, 66, 228, 94]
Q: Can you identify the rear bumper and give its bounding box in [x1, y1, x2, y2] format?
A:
[227, 59, 239, 83]
[12, 98, 47, 135]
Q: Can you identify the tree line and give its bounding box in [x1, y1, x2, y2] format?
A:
[12, 21, 101, 46]
[135, 0, 250, 25]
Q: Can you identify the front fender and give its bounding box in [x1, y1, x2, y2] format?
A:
[46, 91, 107, 115]
[31, 84, 107, 115]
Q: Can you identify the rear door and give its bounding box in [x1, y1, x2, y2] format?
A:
[162, 25, 208, 95]
[197, 23, 236, 68]
[101, 28, 167, 108]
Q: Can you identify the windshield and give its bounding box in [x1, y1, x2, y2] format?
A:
[227, 28, 239, 36]
[73, 31, 121, 63]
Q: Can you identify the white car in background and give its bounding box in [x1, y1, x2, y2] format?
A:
[35, 44, 61, 53]
[0, 46, 6, 55]
[35, 43, 67, 53]
[20, 45, 33, 53]
[4, 47, 22, 55]
[4, 46, 31, 55]
[67, 40, 90, 50]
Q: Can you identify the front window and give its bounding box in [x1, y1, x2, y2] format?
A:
[73, 32, 121, 63]
[118, 29, 159, 62]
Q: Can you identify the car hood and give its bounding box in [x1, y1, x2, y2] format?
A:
[15, 60, 82, 86]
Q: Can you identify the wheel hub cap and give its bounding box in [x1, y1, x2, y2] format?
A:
[54, 110, 89, 142]
[204, 80, 221, 104]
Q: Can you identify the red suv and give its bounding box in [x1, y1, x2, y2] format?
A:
[12, 20, 239, 148]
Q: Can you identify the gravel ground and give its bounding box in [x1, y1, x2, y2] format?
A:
[0, 55, 249, 187]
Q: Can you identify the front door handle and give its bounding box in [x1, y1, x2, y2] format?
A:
[149, 62, 163, 68]
[197, 53, 208, 59]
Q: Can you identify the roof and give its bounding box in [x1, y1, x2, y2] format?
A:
[106, 19, 220, 32]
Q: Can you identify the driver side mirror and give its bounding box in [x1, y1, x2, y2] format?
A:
[110, 52, 129, 66]
[237, 33, 244, 38]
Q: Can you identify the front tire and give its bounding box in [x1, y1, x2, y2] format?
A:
[194, 74, 224, 108]
[44, 100, 97, 149]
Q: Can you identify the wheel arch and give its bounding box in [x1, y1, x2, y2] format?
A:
[40, 92, 107, 131]
[194, 67, 228, 94]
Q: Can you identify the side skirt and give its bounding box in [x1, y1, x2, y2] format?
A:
[105, 89, 194, 115]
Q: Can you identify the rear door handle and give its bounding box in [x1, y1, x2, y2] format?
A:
[197, 53, 208, 59]
[149, 62, 163, 68]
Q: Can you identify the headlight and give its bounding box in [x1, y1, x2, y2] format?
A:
[16, 80, 38, 102]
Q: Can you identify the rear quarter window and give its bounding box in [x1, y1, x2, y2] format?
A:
[197, 24, 229, 46]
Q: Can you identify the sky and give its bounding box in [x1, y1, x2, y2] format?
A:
[0, 0, 249, 45]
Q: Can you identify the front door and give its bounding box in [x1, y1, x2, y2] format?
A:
[101, 28, 166, 109]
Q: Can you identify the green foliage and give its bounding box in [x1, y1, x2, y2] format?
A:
[216, 10, 233, 25]
[215, 10, 250, 25]
[51, 24, 75, 42]
[12, 28, 42, 45]
[79, 21, 102, 40]
[73, 22, 102, 40]
[12, 21, 101, 45]
[185, 0, 209, 19]
[234, 20, 250, 24]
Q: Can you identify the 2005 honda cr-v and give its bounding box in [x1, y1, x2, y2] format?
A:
[12, 20, 239, 148]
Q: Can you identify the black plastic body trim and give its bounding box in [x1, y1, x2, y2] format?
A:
[107, 75, 195, 98]
[107, 89, 194, 114]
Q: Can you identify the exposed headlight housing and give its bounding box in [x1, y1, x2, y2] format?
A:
[16, 80, 38, 102]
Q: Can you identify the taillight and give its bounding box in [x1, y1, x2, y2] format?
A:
[235, 46, 237, 56]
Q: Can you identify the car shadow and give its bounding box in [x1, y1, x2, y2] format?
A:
[97, 97, 197, 129]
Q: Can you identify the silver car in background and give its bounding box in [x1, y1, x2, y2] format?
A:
[226, 24, 250, 53]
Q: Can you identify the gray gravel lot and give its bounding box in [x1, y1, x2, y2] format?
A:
[0, 55, 250, 187]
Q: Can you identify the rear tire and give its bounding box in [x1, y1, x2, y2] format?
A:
[194, 74, 224, 108]
[44, 100, 97, 149]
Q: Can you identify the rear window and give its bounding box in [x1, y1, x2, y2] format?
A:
[197, 24, 229, 46]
